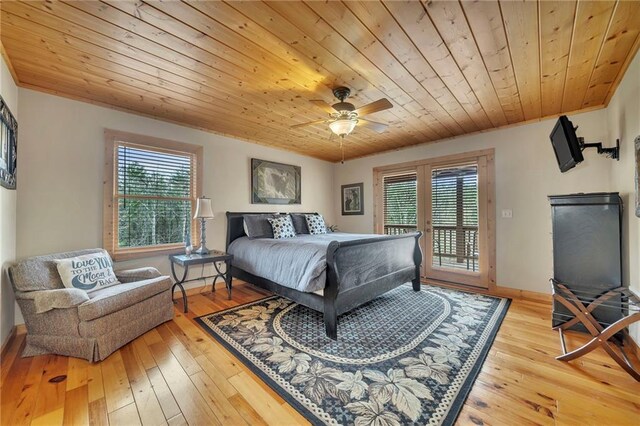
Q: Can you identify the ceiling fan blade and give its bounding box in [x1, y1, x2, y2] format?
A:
[290, 119, 329, 129]
[354, 98, 393, 116]
[357, 118, 388, 133]
[310, 100, 338, 114]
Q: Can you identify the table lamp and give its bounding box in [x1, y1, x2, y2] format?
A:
[193, 196, 214, 255]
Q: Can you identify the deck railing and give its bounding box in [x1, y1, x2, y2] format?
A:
[383, 224, 418, 235]
[432, 225, 478, 271]
[384, 224, 479, 271]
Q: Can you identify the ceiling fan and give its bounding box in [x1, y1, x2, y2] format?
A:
[291, 87, 393, 138]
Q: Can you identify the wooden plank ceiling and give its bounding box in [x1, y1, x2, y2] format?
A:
[1, 1, 639, 162]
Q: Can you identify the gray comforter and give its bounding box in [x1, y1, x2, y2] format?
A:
[228, 233, 379, 293]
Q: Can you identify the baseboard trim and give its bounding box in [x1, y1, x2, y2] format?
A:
[625, 334, 640, 358]
[422, 279, 551, 303]
[493, 286, 552, 303]
[1, 326, 17, 359]
[178, 286, 218, 297]
[173, 279, 253, 298]
[422, 279, 490, 295]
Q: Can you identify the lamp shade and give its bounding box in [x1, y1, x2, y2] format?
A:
[193, 197, 214, 219]
[329, 118, 357, 137]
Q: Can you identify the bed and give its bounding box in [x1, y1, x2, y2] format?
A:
[226, 212, 422, 339]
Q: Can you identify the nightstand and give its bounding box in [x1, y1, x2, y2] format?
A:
[169, 250, 234, 313]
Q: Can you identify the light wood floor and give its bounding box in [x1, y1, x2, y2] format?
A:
[1, 281, 639, 426]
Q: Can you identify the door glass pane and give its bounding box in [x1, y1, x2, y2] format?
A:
[383, 172, 417, 235]
[431, 164, 479, 272]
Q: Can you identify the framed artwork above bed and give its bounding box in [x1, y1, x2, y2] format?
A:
[0, 95, 17, 190]
[341, 182, 364, 215]
[251, 158, 301, 204]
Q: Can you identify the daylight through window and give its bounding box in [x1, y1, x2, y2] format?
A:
[117, 144, 194, 248]
[431, 164, 479, 272]
[383, 172, 418, 235]
[104, 131, 202, 260]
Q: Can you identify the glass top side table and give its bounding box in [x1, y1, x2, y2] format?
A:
[169, 250, 233, 313]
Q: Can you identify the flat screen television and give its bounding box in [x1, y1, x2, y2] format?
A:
[550, 115, 583, 172]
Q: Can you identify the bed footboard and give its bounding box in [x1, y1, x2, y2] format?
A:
[324, 232, 422, 339]
[225, 210, 423, 341]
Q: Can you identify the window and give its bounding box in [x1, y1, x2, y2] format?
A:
[104, 130, 202, 260]
[382, 172, 417, 235]
[431, 164, 479, 272]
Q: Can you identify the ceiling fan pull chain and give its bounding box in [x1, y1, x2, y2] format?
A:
[340, 138, 345, 164]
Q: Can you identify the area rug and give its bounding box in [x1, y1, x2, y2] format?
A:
[196, 284, 510, 425]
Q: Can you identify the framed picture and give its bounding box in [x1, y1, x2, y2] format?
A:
[635, 135, 640, 217]
[0, 95, 17, 190]
[341, 183, 364, 215]
[251, 158, 301, 204]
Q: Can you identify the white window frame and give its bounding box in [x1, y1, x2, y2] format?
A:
[103, 129, 203, 261]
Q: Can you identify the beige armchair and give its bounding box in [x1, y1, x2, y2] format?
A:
[9, 249, 174, 362]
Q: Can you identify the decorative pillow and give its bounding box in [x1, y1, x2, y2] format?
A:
[55, 252, 120, 293]
[305, 214, 327, 235]
[290, 213, 310, 234]
[267, 215, 296, 239]
[243, 214, 276, 239]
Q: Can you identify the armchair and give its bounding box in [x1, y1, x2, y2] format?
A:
[9, 249, 174, 362]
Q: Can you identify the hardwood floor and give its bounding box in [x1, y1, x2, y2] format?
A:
[1, 281, 639, 425]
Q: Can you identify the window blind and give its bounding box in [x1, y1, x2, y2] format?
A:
[431, 164, 479, 271]
[383, 172, 417, 234]
[431, 165, 478, 228]
[116, 143, 195, 249]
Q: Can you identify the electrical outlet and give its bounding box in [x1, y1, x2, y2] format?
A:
[501, 209, 513, 218]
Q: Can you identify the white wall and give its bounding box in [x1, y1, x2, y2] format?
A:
[14, 89, 335, 324]
[0, 55, 18, 346]
[607, 52, 640, 343]
[10, 51, 639, 346]
[333, 108, 613, 295]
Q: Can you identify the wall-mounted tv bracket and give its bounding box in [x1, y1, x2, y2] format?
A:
[578, 137, 620, 160]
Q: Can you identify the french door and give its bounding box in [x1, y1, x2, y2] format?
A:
[374, 150, 494, 289]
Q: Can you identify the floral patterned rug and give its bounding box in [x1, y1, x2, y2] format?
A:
[195, 284, 510, 426]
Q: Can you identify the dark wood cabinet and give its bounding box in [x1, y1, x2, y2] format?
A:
[549, 193, 624, 335]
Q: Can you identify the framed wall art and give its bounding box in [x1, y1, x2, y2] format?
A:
[251, 158, 301, 204]
[341, 182, 364, 215]
[0, 95, 17, 190]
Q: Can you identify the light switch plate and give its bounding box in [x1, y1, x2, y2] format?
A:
[501, 209, 513, 218]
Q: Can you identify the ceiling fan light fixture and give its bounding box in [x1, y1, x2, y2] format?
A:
[329, 118, 357, 137]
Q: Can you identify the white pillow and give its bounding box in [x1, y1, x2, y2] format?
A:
[267, 215, 296, 239]
[55, 252, 120, 293]
[305, 214, 327, 235]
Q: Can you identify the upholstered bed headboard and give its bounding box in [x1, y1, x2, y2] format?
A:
[225, 212, 318, 250]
